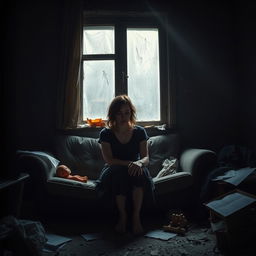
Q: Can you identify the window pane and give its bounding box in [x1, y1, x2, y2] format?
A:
[83, 26, 114, 54]
[127, 28, 160, 121]
[83, 60, 115, 120]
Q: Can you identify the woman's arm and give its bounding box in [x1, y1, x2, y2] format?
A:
[138, 140, 149, 167]
[128, 140, 149, 176]
[100, 142, 131, 166]
[101, 140, 149, 176]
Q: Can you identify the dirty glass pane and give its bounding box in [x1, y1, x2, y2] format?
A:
[83, 26, 114, 54]
[127, 28, 160, 121]
[83, 60, 115, 120]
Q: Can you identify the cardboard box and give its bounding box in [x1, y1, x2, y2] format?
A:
[204, 189, 256, 252]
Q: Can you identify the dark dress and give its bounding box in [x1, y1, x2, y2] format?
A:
[96, 125, 155, 209]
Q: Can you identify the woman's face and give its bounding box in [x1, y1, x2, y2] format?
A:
[115, 104, 131, 126]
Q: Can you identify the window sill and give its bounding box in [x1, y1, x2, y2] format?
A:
[57, 124, 177, 138]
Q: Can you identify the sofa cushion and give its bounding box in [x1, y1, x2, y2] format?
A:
[148, 134, 180, 177]
[55, 135, 105, 180]
[47, 177, 97, 199]
[54, 133, 180, 180]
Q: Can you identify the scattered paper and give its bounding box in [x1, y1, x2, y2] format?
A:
[144, 229, 177, 240]
[211, 170, 236, 181]
[43, 233, 72, 252]
[81, 233, 102, 241]
[43, 243, 66, 253]
[211, 167, 256, 186]
[205, 191, 256, 217]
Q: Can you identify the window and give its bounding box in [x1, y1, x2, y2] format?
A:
[82, 12, 172, 127]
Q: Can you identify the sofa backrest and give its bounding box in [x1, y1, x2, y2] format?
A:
[55, 135, 104, 179]
[54, 133, 180, 179]
[148, 133, 180, 177]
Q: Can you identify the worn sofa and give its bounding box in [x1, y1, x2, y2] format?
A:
[17, 132, 217, 217]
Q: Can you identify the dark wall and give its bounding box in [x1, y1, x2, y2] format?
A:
[166, 2, 238, 150]
[236, 2, 256, 152]
[3, 0, 255, 174]
[3, 0, 62, 152]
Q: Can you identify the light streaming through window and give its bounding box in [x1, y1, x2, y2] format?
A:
[83, 26, 114, 54]
[127, 28, 160, 121]
[82, 26, 160, 122]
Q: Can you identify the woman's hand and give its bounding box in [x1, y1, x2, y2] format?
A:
[128, 161, 143, 176]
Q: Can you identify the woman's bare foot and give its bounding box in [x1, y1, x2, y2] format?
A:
[132, 215, 144, 235]
[115, 215, 127, 234]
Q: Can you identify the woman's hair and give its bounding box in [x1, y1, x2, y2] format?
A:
[107, 95, 136, 128]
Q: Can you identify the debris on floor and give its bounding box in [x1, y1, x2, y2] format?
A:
[163, 212, 188, 235]
[144, 229, 177, 240]
[41, 220, 221, 256]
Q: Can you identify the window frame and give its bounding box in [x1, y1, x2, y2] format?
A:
[81, 11, 175, 128]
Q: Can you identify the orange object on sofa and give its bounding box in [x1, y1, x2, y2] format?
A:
[56, 165, 88, 183]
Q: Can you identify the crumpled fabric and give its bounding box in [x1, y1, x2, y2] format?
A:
[155, 157, 178, 179]
[0, 215, 47, 255]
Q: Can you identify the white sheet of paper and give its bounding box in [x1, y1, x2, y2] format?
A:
[206, 192, 256, 217]
[211, 167, 256, 186]
[211, 170, 237, 181]
[224, 167, 255, 186]
[81, 233, 102, 241]
[144, 229, 177, 240]
[43, 243, 66, 252]
[43, 233, 72, 251]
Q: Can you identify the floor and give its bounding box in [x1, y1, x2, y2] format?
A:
[41, 212, 223, 256]
[38, 201, 256, 256]
[2, 204, 255, 256]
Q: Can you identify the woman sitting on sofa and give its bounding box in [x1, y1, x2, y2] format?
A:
[96, 95, 154, 235]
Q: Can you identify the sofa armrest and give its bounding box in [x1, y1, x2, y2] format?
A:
[179, 148, 217, 187]
[153, 172, 193, 195]
[16, 152, 58, 182]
